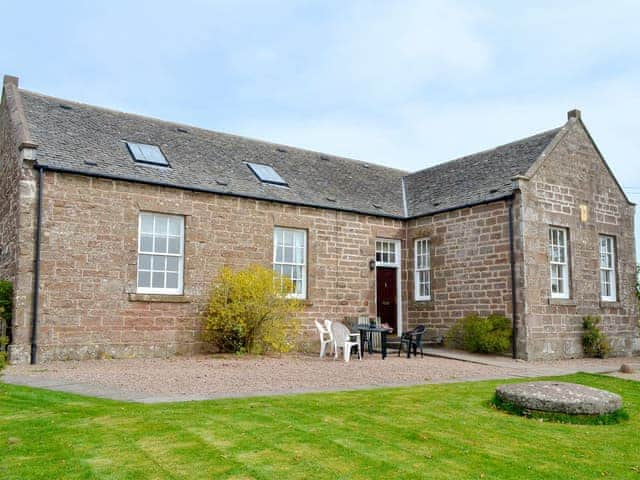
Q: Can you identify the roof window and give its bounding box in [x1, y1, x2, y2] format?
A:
[126, 142, 169, 167]
[247, 162, 288, 186]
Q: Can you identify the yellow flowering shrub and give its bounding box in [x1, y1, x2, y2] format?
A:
[203, 265, 302, 354]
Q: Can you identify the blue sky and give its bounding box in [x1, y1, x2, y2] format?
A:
[2, 0, 639, 256]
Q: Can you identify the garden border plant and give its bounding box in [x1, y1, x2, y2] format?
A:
[490, 393, 629, 425]
[202, 265, 303, 355]
[445, 313, 512, 354]
[0, 280, 11, 371]
[582, 315, 610, 358]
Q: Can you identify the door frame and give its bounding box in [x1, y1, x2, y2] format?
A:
[374, 238, 403, 337]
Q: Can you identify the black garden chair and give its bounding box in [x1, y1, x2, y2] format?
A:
[397, 325, 426, 358]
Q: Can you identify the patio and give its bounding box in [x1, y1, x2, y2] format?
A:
[3, 351, 637, 403]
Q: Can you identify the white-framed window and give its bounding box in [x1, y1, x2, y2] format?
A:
[375, 240, 398, 266]
[549, 227, 570, 299]
[599, 235, 617, 302]
[137, 212, 184, 295]
[273, 227, 307, 299]
[414, 238, 431, 301]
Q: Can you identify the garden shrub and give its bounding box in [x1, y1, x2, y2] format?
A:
[446, 313, 511, 354]
[0, 280, 11, 370]
[582, 316, 610, 358]
[202, 265, 302, 354]
[0, 280, 11, 333]
[0, 333, 7, 371]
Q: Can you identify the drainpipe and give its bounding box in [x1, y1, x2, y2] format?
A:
[507, 197, 518, 359]
[30, 166, 44, 364]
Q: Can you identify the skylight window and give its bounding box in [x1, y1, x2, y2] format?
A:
[247, 162, 287, 186]
[126, 142, 169, 166]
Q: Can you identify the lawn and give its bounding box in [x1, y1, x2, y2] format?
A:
[1, 373, 639, 479]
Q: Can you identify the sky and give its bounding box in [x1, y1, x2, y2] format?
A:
[2, 0, 639, 257]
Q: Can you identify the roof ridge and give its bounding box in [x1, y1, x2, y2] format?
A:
[403, 126, 563, 179]
[18, 88, 409, 176]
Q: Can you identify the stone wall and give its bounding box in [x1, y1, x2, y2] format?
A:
[11, 171, 406, 362]
[519, 119, 638, 359]
[0, 90, 21, 289]
[406, 200, 515, 341]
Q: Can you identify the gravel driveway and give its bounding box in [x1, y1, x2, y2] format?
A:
[3, 352, 637, 403]
[4, 354, 522, 401]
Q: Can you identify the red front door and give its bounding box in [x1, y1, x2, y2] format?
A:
[376, 267, 397, 333]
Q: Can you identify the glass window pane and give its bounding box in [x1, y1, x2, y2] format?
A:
[141, 215, 154, 233]
[140, 235, 153, 252]
[284, 230, 294, 247]
[282, 265, 292, 279]
[168, 217, 182, 236]
[284, 246, 294, 263]
[275, 245, 283, 263]
[154, 217, 168, 235]
[166, 273, 179, 289]
[167, 237, 181, 254]
[152, 255, 166, 271]
[166, 256, 179, 272]
[138, 254, 152, 270]
[152, 271, 165, 288]
[293, 231, 302, 249]
[154, 236, 167, 253]
[138, 271, 151, 288]
[295, 247, 304, 264]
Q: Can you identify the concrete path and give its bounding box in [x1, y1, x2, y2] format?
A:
[423, 348, 630, 376]
[1, 372, 524, 404]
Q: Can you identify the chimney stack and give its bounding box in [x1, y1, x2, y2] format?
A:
[3, 75, 19, 88]
[567, 109, 581, 120]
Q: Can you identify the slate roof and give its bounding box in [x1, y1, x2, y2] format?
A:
[404, 128, 562, 217]
[16, 88, 562, 219]
[19, 90, 408, 217]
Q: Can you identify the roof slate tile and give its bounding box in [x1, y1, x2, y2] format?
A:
[17, 89, 561, 219]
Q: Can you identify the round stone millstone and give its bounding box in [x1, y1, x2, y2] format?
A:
[620, 363, 636, 374]
[495, 381, 622, 416]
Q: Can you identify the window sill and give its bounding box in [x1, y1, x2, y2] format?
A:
[128, 293, 191, 303]
[600, 300, 621, 308]
[414, 297, 432, 303]
[290, 299, 313, 307]
[548, 298, 577, 306]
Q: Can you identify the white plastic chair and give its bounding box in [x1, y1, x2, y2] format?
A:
[330, 321, 361, 362]
[324, 320, 334, 351]
[314, 320, 333, 358]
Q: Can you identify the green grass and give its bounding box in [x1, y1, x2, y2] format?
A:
[1, 373, 639, 479]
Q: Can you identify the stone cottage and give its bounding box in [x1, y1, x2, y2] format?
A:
[0, 75, 636, 363]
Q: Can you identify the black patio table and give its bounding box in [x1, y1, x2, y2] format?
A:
[356, 325, 393, 359]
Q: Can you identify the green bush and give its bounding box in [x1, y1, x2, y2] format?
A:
[446, 313, 512, 354]
[582, 316, 610, 358]
[0, 334, 7, 371]
[0, 279, 11, 330]
[202, 265, 303, 354]
[0, 280, 11, 370]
